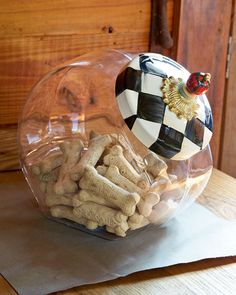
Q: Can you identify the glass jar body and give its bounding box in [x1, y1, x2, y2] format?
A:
[18, 49, 213, 239]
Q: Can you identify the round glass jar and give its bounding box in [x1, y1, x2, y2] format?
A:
[18, 49, 213, 239]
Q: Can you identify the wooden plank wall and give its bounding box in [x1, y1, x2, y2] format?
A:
[221, 0, 236, 177]
[173, 0, 232, 167]
[0, 0, 174, 171]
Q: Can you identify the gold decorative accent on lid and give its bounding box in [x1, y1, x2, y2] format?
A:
[161, 77, 199, 120]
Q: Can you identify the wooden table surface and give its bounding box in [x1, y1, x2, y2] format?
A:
[0, 168, 236, 295]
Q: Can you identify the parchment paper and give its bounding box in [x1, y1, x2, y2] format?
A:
[0, 181, 236, 295]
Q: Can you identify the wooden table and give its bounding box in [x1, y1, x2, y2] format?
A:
[0, 168, 236, 295]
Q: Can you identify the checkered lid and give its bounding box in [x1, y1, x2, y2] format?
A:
[115, 53, 213, 160]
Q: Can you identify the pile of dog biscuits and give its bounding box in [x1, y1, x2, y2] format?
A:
[32, 132, 179, 237]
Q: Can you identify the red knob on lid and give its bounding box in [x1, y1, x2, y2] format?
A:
[186, 72, 211, 96]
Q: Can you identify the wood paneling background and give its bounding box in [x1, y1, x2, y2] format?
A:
[221, 0, 236, 177]
[0, 0, 154, 126]
[173, 0, 232, 167]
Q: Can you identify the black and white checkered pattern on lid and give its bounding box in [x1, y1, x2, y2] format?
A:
[115, 53, 213, 160]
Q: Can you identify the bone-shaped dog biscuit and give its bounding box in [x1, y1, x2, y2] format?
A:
[106, 225, 128, 237]
[123, 149, 145, 174]
[39, 168, 59, 183]
[144, 152, 168, 178]
[111, 133, 146, 173]
[54, 140, 84, 195]
[96, 165, 108, 176]
[33, 158, 61, 193]
[128, 212, 150, 230]
[150, 173, 179, 195]
[50, 205, 98, 230]
[103, 145, 149, 190]
[45, 193, 74, 207]
[32, 154, 63, 176]
[32, 153, 61, 197]
[79, 166, 140, 216]
[73, 190, 116, 208]
[71, 134, 112, 181]
[40, 181, 54, 194]
[104, 165, 144, 194]
[160, 186, 184, 202]
[137, 192, 160, 217]
[73, 201, 129, 237]
[40, 181, 47, 193]
[148, 200, 177, 224]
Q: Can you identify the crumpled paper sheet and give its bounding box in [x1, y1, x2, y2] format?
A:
[0, 181, 236, 295]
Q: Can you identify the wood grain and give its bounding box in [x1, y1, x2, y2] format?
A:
[0, 168, 235, 294]
[54, 258, 236, 295]
[0, 0, 152, 126]
[0, 275, 17, 295]
[0, 126, 20, 171]
[174, 0, 232, 167]
[198, 168, 236, 220]
[220, 0, 236, 177]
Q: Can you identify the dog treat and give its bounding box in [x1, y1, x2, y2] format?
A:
[31, 130, 204, 238]
[103, 145, 149, 190]
[39, 168, 59, 183]
[54, 140, 84, 195]
[150, 174, 182, 195]
[89, 131, 118, 163]
[123, 148, 146, 174]
[45, 193, 74, 207]
[148, 174, 172, 195]
[148, 200, 177, 224]
[51, 205, 98, 230]
[38, 168, 59, 196]
[160, 187, 184, 202]
[71, 134, 112, 180]
[32, 154, 63, 175]
[156, 174, 172, 185]
[32, 165, 41, 176]
[40, 181, 57, 196]
[79, 166, 140, 216]
[96, 165, 108, 176]
[128, 212, 150, 230]
[129, 217, 150, 230]
[73, 201, 129, 237]
[40, 181, 48, 193]
[105, 224, 131, 237]
[144, 152, 168, 178]
[73, 190, 116, 208]
[32, 157, 61, 193]
[32, 153, 61, 198]
[104, 165, 144, 194]
[155, 179, 187, 202]
[137, 192, 160, 217]
[110, 134, 145, 171]
[105, 226, 128, 237]
[128, 212, 143, 225]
